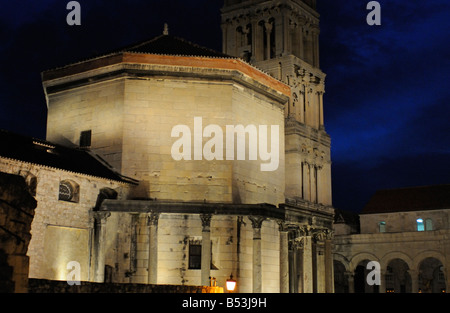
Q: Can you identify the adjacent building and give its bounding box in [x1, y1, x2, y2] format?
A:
[334, 185, 450, 293]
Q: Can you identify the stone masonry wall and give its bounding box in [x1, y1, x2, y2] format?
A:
[0, 171, 37, 293]
[0, 157, 130, 282]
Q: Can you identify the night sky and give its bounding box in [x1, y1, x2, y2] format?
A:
[0, 0, 449, 213]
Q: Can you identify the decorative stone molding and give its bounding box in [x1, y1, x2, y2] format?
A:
[147, 211, 160, 227]
[200, 214, 212, 232]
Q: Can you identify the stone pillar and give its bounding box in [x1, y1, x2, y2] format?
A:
[345, 271, 355, 293]
[282, 14, 289, 55]
[324, 237, 334, 293]
[316, 166, 322, 205]
[379, 269, 386, 293]
[200, 214, 212, 286]
[302, 162, 309, 201]
[147, 211, 159, 285]
[302, 235, 313, 293]
[408, 269, 419, 293]
[310, 165, 317, 204]
[94, 211, 110, 283]
[315, 241, 325, 293]
[298, 24, 304, 59]
[313, 31, 320, 67]
[299, 90, 305, 123]
[221, 22, 229, 54]
[279, 222, 289, 293]
[265, 21, 273, 60]
[254, 20, 264, 61]
[318, 92, 324, 130]
[249, 216, 265, 293]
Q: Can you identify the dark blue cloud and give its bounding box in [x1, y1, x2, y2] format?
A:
[318, 0, 450, 211]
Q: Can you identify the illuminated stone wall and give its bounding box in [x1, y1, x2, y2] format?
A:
[0, 157, 130, 282]
[0, 172, 36, 293]
[102, 212, 281, 293]
[44, 55, 290, 207]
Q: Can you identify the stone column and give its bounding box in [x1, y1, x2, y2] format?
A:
[299, 90, 305, 123]
[316, 166, 322, 205]
[318, 92, 324, 130]
[302, 162, 309, 201]
[310, 164, 317, 204]
[298, 24, 304, 59]
[200, 214, 212, 286]
[408, 269, 419, 293]
[265, 21, 273, 60]
[249, 216, 265, 293]
[93, 211, 110, 283]
[324, 235, 334, 293]
[346, 271, 355, 293]
[302, 234, 313, 293]
[253, 20, 264, 61]
[221, 22, 229, 54]
[147, 211, 159, 285]
[314, 31, 320, 68]
[315, 240, 325, 292]
[279, 222, 289, 293]
[379, 269, 386, 293]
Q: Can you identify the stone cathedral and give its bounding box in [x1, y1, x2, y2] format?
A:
[1, 0, 335, 293]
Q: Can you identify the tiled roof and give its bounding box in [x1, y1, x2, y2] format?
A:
[0, 130, 137, 184]
[361, 185, 450, 214]
[117, 34, 232, 58]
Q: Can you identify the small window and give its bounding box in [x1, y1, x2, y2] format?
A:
[59, 180, 80, 203]
[188, 240, 216, 270]
[379, 221, 386, 233]
[425, 219, 433, 231]
[416, 218, 425, 232]
[188, 242, 202, 270]
[80, 130, 92, 149]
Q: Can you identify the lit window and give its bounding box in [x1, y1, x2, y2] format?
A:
[379, 221, 386, 233]
[416, 218, 425, 231]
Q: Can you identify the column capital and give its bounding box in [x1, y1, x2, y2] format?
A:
[249, 216, 266, 229]
[200, 214, 213, 232]
[147, 211, 160, 227]
[277, 220, 289, 232]
[94, 211, 111, 224]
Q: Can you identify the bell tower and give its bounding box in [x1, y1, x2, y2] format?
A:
[221, 0, 333, 206]
[222, 0, 319, 66]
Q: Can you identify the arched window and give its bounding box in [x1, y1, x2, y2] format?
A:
[58, 180, 80, 203]
[425, 219, 433, 231]
[416, 218, 425, 232]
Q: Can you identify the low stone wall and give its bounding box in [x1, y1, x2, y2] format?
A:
[28, 279, 223, 293]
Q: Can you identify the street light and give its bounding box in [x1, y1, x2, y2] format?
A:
[226, 274, 237, 293]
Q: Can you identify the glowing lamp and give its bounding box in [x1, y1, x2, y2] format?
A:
[226, 274, 237, 293]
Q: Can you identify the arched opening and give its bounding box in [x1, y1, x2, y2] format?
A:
[354, 260, 379, 293]
[385, 258, 411, 293]
[419, 257, 446, 293]
[333, 260, 348, 293]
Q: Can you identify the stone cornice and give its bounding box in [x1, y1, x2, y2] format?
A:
[42, 53, 290, 108]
